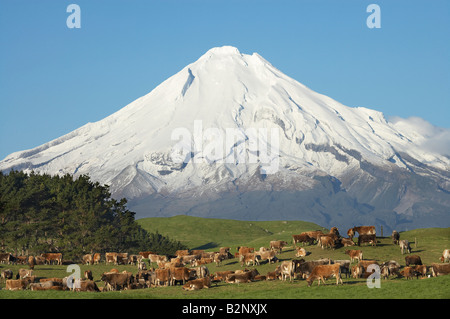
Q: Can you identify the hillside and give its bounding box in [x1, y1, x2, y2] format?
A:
[137, 215, 328, 250]
[137, 215, 449, 266]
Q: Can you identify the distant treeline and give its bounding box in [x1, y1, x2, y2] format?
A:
[0, 170, 187, 259]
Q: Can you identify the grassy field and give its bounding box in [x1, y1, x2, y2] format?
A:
[0, 215, 449, 299]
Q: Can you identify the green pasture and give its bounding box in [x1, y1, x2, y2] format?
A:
[0, 216, 449, 299]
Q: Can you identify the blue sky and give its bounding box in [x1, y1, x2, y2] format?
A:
[1, 0, 449, 160]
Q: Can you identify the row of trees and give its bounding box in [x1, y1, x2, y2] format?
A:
[0, 170, 186, 260]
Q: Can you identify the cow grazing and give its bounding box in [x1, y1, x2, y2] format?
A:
[440, 249, 450, 263]
[405, 255, 422, 266]
[399, 240, 412, 254]
[430, 263, 450, 277]
[358, 234, 377, 246]
[182, 276, 212, 291]
[270, 240, 288, 253]
[391, 230, 400, 245]
[345, 250, 363, 263]
[292, 234, 315, 246]
[306, 264, 342, 287]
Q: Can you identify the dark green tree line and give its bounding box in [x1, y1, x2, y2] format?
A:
[0, 171, 186, 259]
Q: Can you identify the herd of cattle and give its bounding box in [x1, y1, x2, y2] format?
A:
[1, 226, 449, 292]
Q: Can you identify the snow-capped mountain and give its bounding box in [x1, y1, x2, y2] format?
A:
[1, 46, 449, 231]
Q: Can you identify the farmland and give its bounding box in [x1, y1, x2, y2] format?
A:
[0, 216, 449, 299]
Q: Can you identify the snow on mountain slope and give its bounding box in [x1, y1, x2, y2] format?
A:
[1, 46, 449, 229]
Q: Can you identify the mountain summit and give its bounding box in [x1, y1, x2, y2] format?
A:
[1, 46, 449, 231]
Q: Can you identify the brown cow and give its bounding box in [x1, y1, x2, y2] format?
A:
[29, 280, 65, 291]
[295, 259, 330, 279]
[0, 253, 14, 264]
[319, 236, 337, 249]
[295, 247, 310, 258]
[240, 253, 260, 267]
[213, 270, 235, 282]
[345, 249, 363, 263]
[5, 278, 32, 290]
[155, 268, 171, 286]
[170, 267, 190, 286]
[306, 264, 342, 287]
[270, 240, 288, 253]
[303, 231, 325, 243]
[380, 260, 401, 279]
[256, 249, 278, 264]
[16, 268, 33, 279]
[414, 265, 428, 278]
[292, 234, 315, 246]
[400, 266, 420, 280]
[280, 260, 295, 282]
[41, 253, 62, 265]
[100, 272, 134, 291]
[430, 263, 450, 277]
[182, 276, 212, 291]
[28, 256, 36, 270]
[225, 269, 259, 284]
[1, 269, 13, 282]
[93, 253, 101, 264]
[341, 238, 355, 247]
[391, 230, 400, 245]
[405, 255, 422, 266]
[347, 226, 376, 239]
[440, 249, 450, 263]
[358, 234, 377, 246]
[75, 279, 100, 292]
[83, 254, 93, 265]
[352, 260, 379, 278]
[139, 251, 155, 259]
